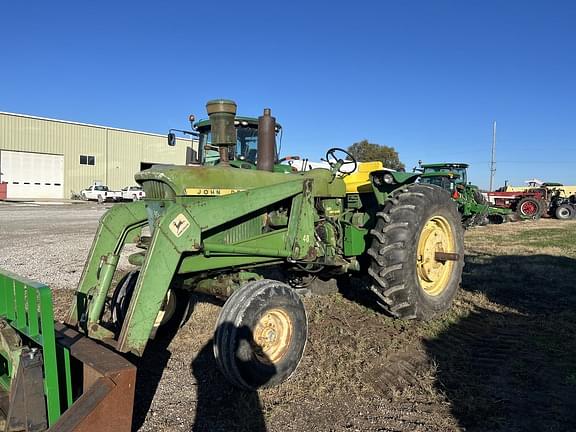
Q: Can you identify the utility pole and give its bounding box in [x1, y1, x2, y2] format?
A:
[489, 120, 496, 192]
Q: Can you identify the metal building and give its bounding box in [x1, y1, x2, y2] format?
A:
[0, 112, 195, 199]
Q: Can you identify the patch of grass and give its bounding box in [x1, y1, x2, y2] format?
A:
[468, 228, 576, 255]
[515, 228, 576, 253]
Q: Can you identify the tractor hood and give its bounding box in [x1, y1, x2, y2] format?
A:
[135, 165, 346, 199]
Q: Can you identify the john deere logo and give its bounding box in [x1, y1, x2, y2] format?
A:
[170, 213, 190, 238]
[185, 188, 244, 196]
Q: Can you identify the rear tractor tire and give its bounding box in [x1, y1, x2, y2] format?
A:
[214, 279, 307, 390]
[367, 184, 464, 321]
[555, 204, 574, 220]
[516, 197, 542, 220]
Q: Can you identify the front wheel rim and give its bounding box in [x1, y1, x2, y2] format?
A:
[416, 216, 456, 296]
[521, 201, 537, 216]
[253, 308, 293, 364]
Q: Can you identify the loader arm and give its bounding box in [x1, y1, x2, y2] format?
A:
[68, 177, 312, 356]
[118, 178, 311, 354]
[66, 201, 148, 331]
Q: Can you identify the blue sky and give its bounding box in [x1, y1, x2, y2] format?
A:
[1, 0, 575, 189]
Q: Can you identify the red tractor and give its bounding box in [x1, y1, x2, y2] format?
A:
[487, 185, 575, 220]
[486, 189, 547, 220]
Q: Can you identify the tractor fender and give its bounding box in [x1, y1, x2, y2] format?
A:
[369, 170, 420, 205]
[370, 169, 420, 187]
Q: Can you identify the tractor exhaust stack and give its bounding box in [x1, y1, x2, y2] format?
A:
[257, 108, 276, 172]
[206, 99, 237, 167]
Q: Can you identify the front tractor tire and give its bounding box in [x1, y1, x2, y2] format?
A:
[368, 184, 464, 321]
[214, 280, 307, 390]
[111, 270, 181, 333]
[555, 204, 574, 220]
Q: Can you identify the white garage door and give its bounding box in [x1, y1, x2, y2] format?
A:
[0, 150, 64, 199]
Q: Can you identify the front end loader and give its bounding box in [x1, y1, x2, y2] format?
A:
[0, 99, 465, 427]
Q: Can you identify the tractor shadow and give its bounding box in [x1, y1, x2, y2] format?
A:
[189, 323, 272, 432]
[130, 301, 186, 431]
[131, 294, 272, 432]
[336, 273, 397, 317]
[424, 254, 576, 431]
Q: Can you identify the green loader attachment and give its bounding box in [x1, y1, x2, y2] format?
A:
[0, 270, 135, 432]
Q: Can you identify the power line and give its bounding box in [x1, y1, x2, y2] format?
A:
[489, 121, 496, 192]
[467, 160, 576, 165]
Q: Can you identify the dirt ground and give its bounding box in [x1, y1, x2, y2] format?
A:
[1, 204, 575, 431]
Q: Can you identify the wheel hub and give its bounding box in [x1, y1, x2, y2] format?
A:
[253, 308, 293, 364]
[416, 216, 455, 296]
[521, 201, 537, 216]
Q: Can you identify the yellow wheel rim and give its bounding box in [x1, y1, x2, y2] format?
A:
[416, 216, 456, 296]
[253, 308, 293, 364]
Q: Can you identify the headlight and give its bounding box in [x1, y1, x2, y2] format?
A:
[383, 173, 395, 184]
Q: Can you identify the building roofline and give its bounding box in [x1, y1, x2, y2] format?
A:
[0, 110, 193, 141]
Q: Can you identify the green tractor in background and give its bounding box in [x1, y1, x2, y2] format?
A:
[418, 162, 511, 228]
[0, 99, 465, 430]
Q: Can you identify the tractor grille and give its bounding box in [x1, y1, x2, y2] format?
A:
[141, 180, 176, 200]
[222, 215, 264, 244]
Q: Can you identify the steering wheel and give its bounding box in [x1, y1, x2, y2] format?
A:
[325, 148, 357, 174]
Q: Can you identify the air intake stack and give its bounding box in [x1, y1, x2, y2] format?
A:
[206, 99, 237, 167]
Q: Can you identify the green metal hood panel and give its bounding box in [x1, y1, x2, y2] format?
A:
[135, 166, 346, 197]
[372, 169, 420, 184]
[390, 171, 420, 184]
[302, 168, 346, 197]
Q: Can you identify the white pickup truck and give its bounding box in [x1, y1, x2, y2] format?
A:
[80, 184, 122, 202]
[120, 186, 145, 201]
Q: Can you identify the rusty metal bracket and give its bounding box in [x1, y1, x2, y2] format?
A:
[48, 324, 136, 432]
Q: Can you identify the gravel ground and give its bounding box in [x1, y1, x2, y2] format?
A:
[0, 203, 104, 289]
[0, 202, 139, 291]
[1, 203, 575, 431]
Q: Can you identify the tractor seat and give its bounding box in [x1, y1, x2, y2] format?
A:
[342, 161, 384, 193]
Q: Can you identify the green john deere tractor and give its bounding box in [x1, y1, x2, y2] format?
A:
[418, 162, 510, 227]
[0, 99, 465, 430]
